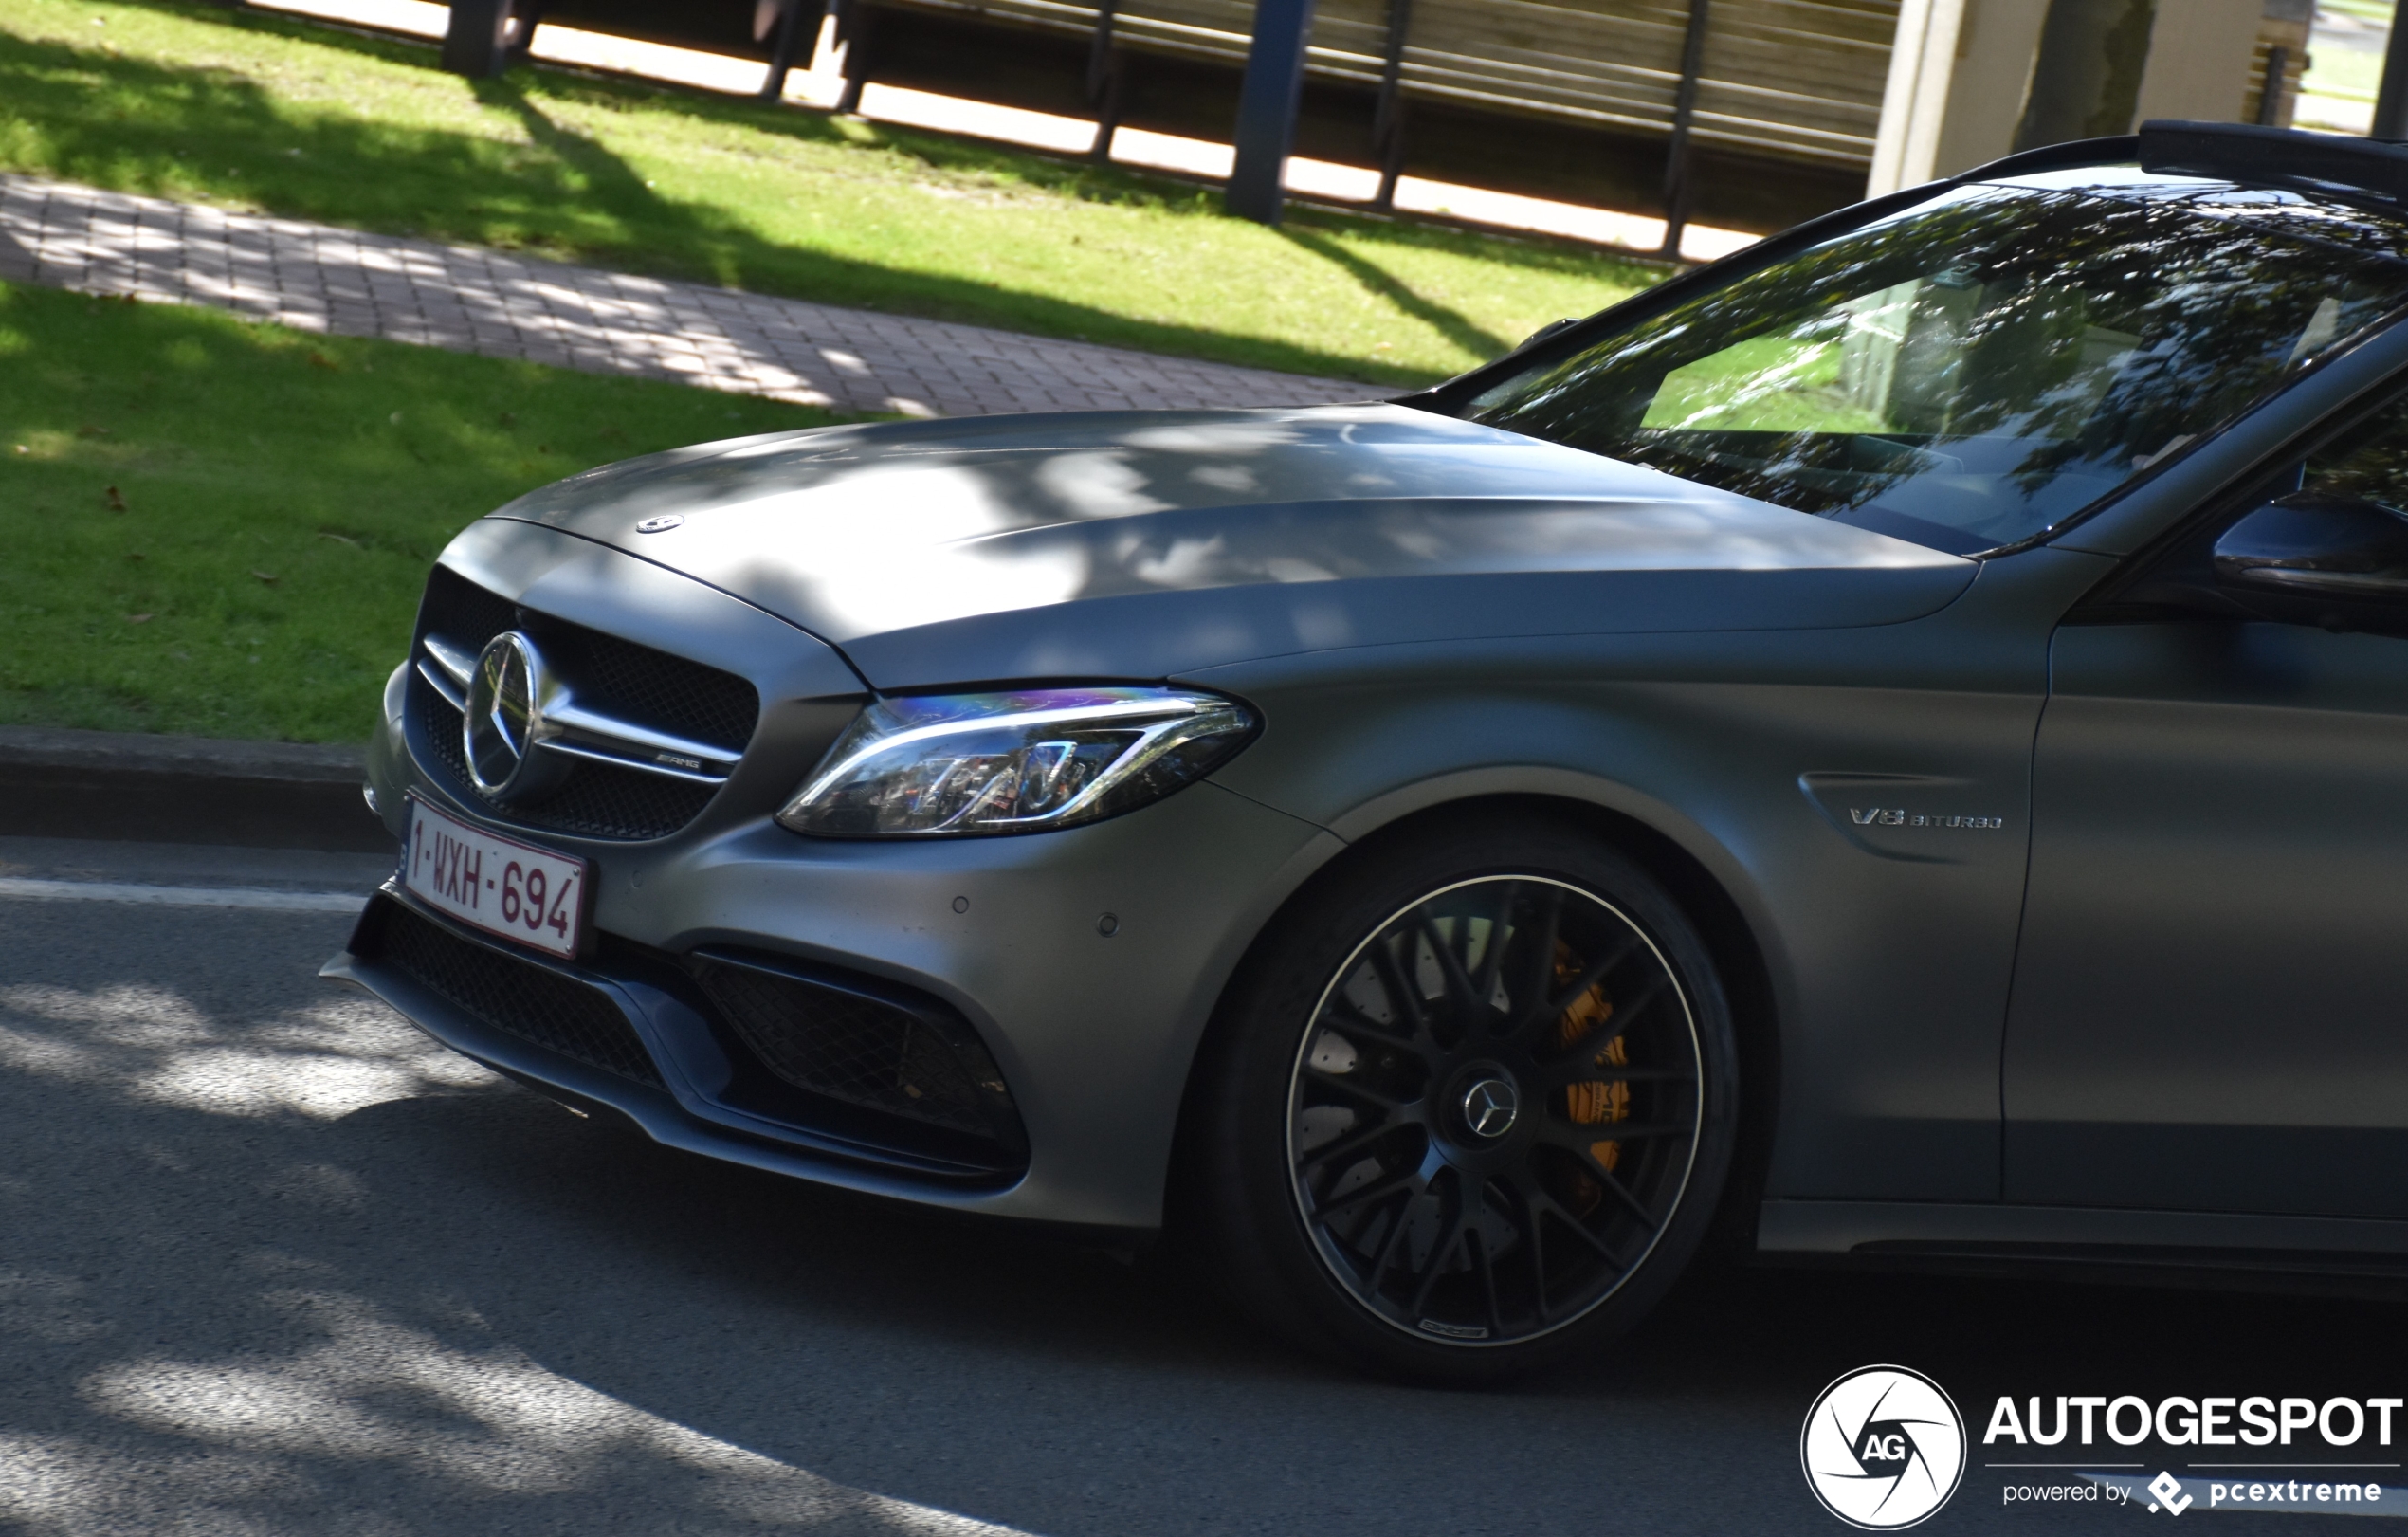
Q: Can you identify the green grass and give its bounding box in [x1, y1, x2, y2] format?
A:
[0, 279, 840, 743]
[0, 0, 1661, 386]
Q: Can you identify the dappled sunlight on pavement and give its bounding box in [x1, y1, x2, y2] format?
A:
[14, 888, 2404, 1531]
[0, 982, 490, 1121]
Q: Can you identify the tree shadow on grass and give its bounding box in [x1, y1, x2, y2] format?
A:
[1277, 223, 1515, 363]
[4, 15, 1377, 385]
[0, 9, 1452, 385]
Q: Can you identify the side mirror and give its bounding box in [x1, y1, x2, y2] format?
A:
[2212, 491, 2408, 630]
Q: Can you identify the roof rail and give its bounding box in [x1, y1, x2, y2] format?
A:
[1950, 122, 2408, 207]
[1955, 132, 2139, 186]
[2137, 120, 2408, 203]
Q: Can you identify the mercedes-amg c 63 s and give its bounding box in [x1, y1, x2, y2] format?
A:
[329, 122, 2408, 1381]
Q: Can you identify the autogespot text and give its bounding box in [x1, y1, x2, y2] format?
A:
[1984, 1394, 2403, 1447]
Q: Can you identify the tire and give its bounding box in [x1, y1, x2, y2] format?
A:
[1180, 814, 1740, 1385]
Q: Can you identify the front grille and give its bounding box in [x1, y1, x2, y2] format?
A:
[421, 562, 519, 650]
[371, 900, 664, 1087]
[415, 688, 719, 841]
[408, 565, 758, 842]
[691, 951, 1027, 1159]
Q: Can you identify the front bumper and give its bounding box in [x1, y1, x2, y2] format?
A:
[330, 775, 1339, 1231]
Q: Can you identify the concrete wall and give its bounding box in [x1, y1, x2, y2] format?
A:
[2132, 0, 2263, 124]
[1870, 0, 2275, 198]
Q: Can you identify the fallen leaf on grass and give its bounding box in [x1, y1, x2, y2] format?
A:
[316, 531, 359, 547]
[124, 613, 152, 624]
[103, 485, 127, 511]
[250, 570, 280, 585]
[307, 350, 338, 371]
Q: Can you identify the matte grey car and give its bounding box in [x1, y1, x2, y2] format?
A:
[329, 122, 2408, 1381]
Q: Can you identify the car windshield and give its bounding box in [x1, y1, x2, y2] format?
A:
[1464, 181, 2408, 554]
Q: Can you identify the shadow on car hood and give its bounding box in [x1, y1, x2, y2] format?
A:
[487, 404, 1975, 688]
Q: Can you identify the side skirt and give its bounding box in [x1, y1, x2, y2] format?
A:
[1759, 1198, 2408, 1287]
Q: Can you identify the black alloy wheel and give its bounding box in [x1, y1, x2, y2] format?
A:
[1289, 874, 1702, 1343]
[1181, 818, 1738, 1383]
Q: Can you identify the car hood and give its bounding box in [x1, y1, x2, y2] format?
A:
[486, 404, 1975, 689]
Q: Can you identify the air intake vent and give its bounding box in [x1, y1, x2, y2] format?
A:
[689, 950, 1027, 1163]
[367, 899, 664, 1087]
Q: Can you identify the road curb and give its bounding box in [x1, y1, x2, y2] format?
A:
[0, 726, 392, 852]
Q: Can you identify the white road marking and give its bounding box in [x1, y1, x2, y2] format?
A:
[0, 878, 366, 913]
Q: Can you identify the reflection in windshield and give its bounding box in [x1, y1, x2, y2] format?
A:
[1466, 185, 2405, 553]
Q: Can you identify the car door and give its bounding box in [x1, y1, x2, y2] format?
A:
[2004, 398, 2408, 1217]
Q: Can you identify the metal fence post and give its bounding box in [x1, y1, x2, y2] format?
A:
[1658, 0, 1709, 260]
[2376, 9, 2408, 139]
[1227, 0, 1317, 225]
[442, 0, 516, 78]
[1089, 0, 1126, 161]
[1371, 0, 1413, 210]
[834, 0, 876, 115]
[759, 0, 824, 101]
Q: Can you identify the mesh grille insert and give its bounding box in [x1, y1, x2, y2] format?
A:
[542, 624, 757, 755]
[414, 673, 718, 841]
[690, 953, 1023, 1155]
[374, 900, 663, 1087]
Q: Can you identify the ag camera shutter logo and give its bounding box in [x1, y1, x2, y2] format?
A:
[1801, 1365, 1967, 1528]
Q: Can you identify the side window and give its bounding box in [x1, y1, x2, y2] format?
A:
[2305, 403, 2408, 509]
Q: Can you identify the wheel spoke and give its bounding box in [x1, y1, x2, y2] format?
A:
[1511, 886, 1565, 1035]
[1545, 971, 1667, 1063]
[1542, 1058, 1696, 1093]
[1548, 933, 1642, 1017]
[1367, 941, 1431, 1043]
[1329, 997, 1415, 1047]
[1311, 1165, 1423, 1223]
[1321, 1000, 1442, 1070]
[1469, 882, 1519, 1021]
[1539, 1117, 1692, 1150]
[1517, 1171, 1625, 1264]
[1590, 1164, 1662, 1231]
[1360, 1184, 1419, 1292]
[1469, 1217, 1505, 1337]
[1301, 1064, 1403, 1112]
[1406, 1174, 1469, 1318]
[1516, 1180, 1551, 1326]
[1511, 930, 1638, 1043]
[1296, 1117, 1410, 1172]
[1414, 910, 1482, 1019]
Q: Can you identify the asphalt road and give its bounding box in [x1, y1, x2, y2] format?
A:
[2, 838, 2402, 1535]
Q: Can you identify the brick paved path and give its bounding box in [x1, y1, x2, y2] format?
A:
[0, 174, 1384, 418]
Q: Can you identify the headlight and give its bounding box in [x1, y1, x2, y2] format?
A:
[776, 686, 1258, 837]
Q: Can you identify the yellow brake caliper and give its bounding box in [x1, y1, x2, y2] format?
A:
[1556, 942, 1630, 1203]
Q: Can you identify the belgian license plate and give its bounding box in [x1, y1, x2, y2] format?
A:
[401, 796, 590, 959]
